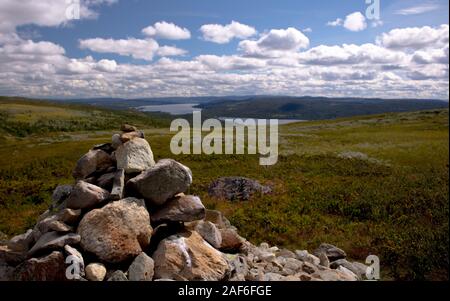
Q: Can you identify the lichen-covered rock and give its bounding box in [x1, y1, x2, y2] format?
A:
[65, 181, 109, 210]
[208, 177, 271, 201]
[127, 159, 192, 206]
[153, 231, 229, 281]
[115, 138, 155, 174]
[50, 185, 73, 210]
[77, 198, 152, 263]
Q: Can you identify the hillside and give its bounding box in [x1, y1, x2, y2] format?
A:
[197, 96, 449, 120]
[0, 97, 448, 280]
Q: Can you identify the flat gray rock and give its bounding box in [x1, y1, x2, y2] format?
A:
[127, 159, 192, 206]
[151, 195, 205, 224]
[65, 181, 109, 210]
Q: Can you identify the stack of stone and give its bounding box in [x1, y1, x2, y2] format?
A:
[0, 125, 368, 281]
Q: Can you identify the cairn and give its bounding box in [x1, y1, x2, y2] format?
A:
[0, 125, 368, 281]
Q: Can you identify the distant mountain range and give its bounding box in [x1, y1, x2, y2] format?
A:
[52, 95, 448, 120]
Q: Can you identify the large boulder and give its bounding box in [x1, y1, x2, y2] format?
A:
[208, 177, 271, 201]
[115, 138, 155, 174]
[153, 231, 229, 281]
[14, 251, 66, 281]
[127, 159, 192, 206]
[65, 181, 109, 210]
[77, 198, 152, 263]
[151, 195, 205, 224]
[72, 149, 115, 180]
[128, 252, 154, 281]
[7, 229, 34, 252]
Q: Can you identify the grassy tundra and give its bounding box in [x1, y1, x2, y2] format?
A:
[0, 97, 448, 280]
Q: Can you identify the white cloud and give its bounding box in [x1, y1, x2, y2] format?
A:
[142, 21, 191, 40]
[327, 18, 343, 27]
[298, 44, 407, 66]
[395, 4, 440, 15]
[239, 27, 310, 57]
[0, 0, 116, 33]
[156, 46, 188, 57]
[303, 28, 312, 33]
[377, 24, 449, 50]
[343, 12, 367, 32]
[200, 21, 257, 44]
[196, 55, 266, 71]
[0, 20, 448, 100]
[79, 38, 159, 61]
[96, 59, 117, 72]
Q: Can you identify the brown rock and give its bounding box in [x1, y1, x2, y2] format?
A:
[153, 231, 229, 281]
[151, 195, 205, 224]
[14, 251, 66, 281]
[219, 229, 244, 253]
[77, 198, 152, 263]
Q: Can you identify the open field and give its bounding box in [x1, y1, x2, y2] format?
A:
[0, 98, 448, 280]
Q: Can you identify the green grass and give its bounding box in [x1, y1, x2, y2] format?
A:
[0, 98, 448, 280]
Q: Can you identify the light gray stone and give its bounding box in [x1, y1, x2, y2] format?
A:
[28, 231, 81, 256]
[115, 138, 155, 174]
[128, 252, 154, 281]
[72, 149, 115, 180]
[127, 159, 192, 206]
[66, 181, 109, 210]
[195, 221, 222, 249]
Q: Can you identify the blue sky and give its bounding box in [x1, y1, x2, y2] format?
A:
[0, 0, 448, 99]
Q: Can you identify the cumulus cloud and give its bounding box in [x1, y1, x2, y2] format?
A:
[96, 59, 117, 72]
[196, 55, 266, 71]
[239, 27, 309, 57]
[343, 12, 367, 32]
[0, 15, 448, 100]
[156, 45, 188, 57]
[376, 24, 449, 50]
[142, 21, 191, 40]
[0, 0, 116, 32]
[200, 21, 257, 44]
[80, 38, 160, 61]
[298, 44, 407, 66]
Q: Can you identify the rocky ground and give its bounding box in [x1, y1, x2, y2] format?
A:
[0, 125, 369, 281]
